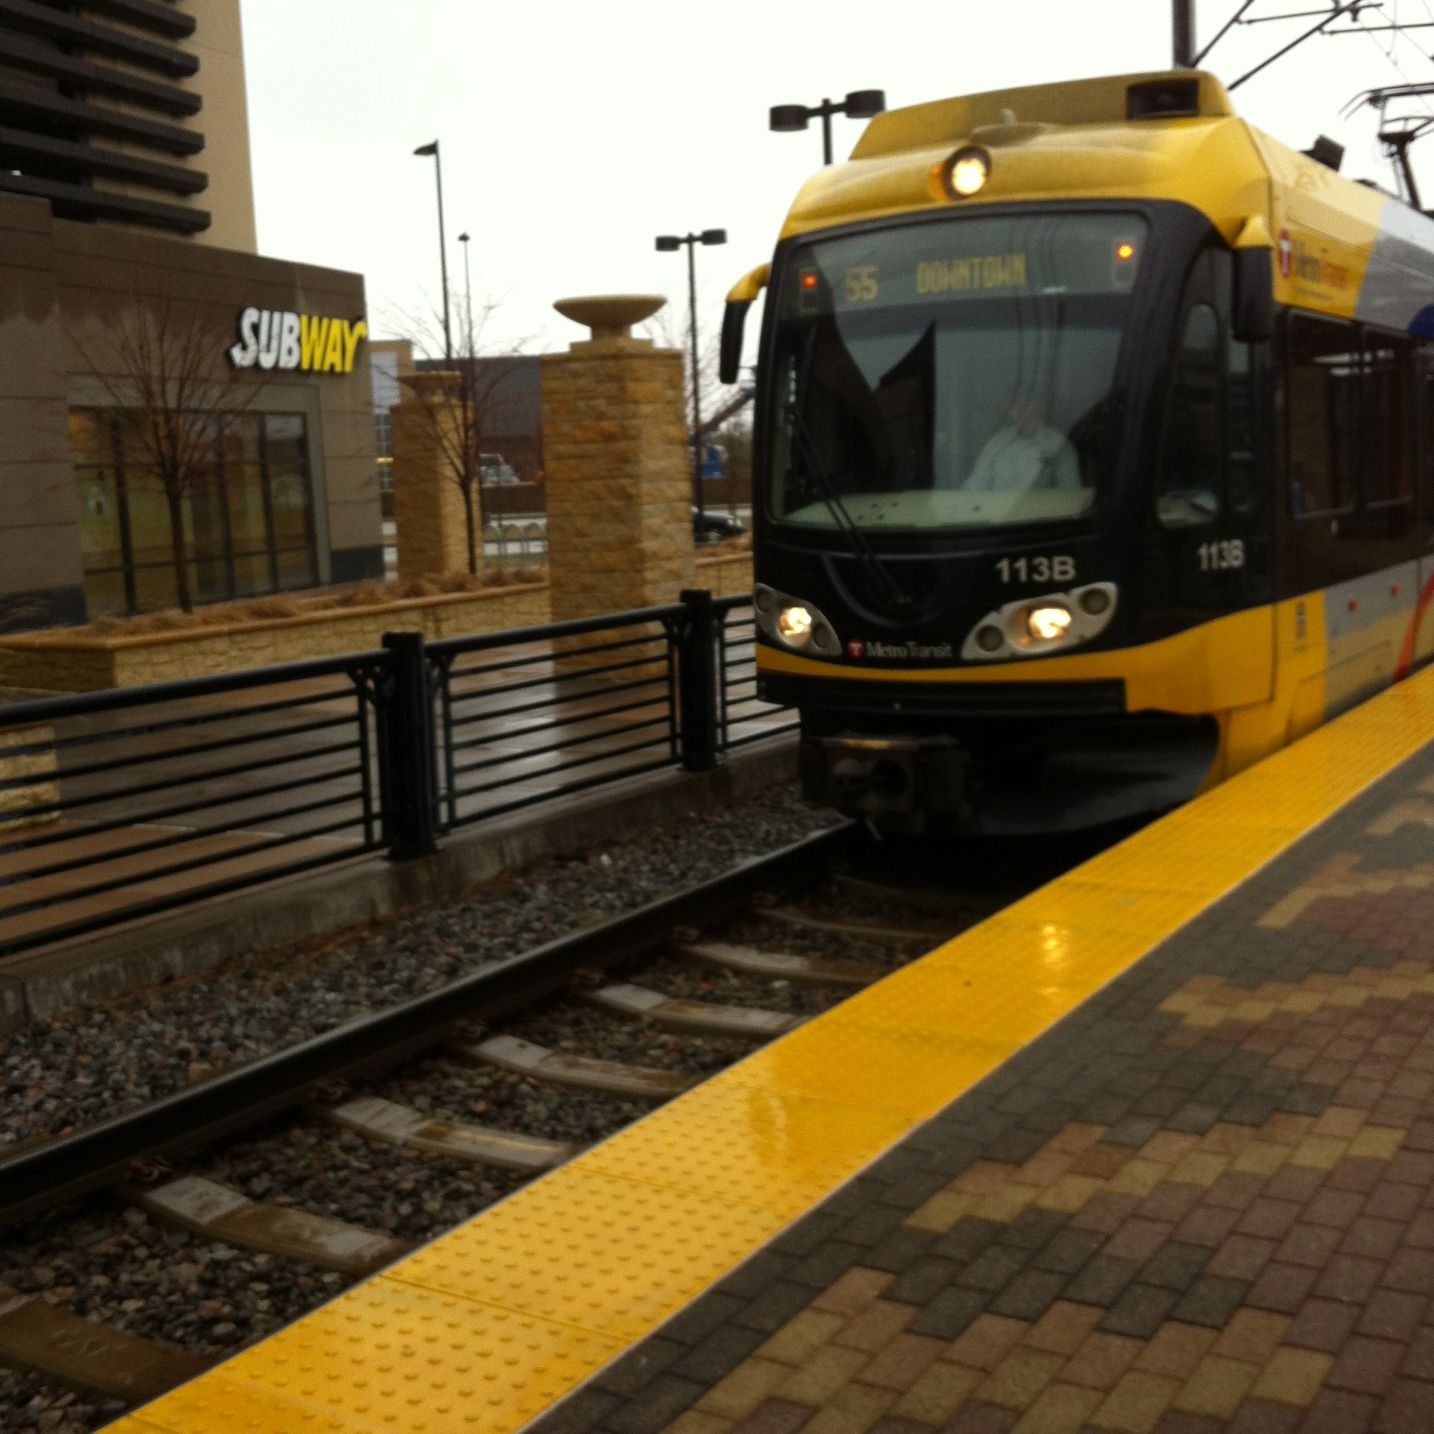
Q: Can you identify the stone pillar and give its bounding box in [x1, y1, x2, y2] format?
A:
[541, 296, 695, 625]
[390, 371, 476, 580]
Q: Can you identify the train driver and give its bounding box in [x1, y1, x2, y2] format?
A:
[964, 395, 1080, 494]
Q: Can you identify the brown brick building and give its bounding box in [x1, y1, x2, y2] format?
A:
[0, 0, 381, 631]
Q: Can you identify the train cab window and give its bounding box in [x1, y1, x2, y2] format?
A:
[1157, 303, 1222, 528]
[1287, 314, 1358, 516]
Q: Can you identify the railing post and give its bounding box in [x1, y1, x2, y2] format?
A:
[380, 630, 439, 859]
[677, 588, 720, 772]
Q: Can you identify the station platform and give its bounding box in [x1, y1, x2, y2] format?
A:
[107, 666, 1434, 1434]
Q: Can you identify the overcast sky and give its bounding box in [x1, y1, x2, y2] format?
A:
[238, 1, 1434, 360]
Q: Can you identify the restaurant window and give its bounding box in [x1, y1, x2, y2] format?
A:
[69, 408, 319, 616]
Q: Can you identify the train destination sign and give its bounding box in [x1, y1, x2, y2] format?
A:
[788, 213, 1147, 315]
[227, 307, 368, 374]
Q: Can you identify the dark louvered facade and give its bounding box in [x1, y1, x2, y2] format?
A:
[0, 0, 218, 237]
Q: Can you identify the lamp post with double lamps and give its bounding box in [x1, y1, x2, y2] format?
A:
[412, 139, 452, 362]
[768, 89, 886, 165]
[656, 228, 726, 524]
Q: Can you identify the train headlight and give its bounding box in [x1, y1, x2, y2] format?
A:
[754, 586, 841, 655]
[960, 582, 1119, 661]
[1027, 605, 1072, 642]
[945, 146, 990, 199]
[777, 605, 815, 646]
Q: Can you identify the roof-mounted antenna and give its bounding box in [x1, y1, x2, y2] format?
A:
[1303, 135, 1345, 172]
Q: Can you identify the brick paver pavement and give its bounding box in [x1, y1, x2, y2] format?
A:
[529, 753, 1434, 1433]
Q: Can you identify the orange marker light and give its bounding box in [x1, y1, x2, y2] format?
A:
[801, 272, 819, 291]
[1115, 243, 1136, 262]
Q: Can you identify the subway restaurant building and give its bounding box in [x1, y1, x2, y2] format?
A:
[0, 190, 382, 632]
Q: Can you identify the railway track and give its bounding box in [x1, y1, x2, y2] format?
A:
[0, 823, 1084, 1431]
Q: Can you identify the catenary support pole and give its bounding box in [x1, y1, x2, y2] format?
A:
[1173, 0, 1197, 67]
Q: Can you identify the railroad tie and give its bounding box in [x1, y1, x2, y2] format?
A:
[585, 982, 803, 1038]
[671, 940, 881, 986]
[127, 1176, 410, 1277]
[320, 1095, 574, 1173]
[0, 1284, 209, 1403]
[453, 1034, 697, 1099]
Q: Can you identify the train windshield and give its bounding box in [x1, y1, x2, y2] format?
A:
[766, 212, 1147, 532]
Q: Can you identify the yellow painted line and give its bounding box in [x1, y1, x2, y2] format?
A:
[107, 666, 1434, 1434]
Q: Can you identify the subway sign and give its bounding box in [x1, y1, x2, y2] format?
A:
[227, 307, 368, 374]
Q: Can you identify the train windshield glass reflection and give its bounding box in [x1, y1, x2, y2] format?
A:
[768, 212, 1147, 532]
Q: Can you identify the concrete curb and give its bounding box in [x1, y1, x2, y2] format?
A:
[0, 739, 800, 1033]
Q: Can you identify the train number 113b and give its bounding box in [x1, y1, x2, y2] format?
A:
[997, 555, 1076, 584]
[1197, 539, 1245, 571]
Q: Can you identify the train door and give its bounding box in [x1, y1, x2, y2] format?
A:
[1147, 247, 1274, 703]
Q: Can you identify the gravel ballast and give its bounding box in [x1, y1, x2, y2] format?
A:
[1, 787, 838, 1151]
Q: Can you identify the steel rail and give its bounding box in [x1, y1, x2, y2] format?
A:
[0, 822, 860, 1230]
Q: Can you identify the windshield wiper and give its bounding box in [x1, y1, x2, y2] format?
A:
[784, 406, 914, 616]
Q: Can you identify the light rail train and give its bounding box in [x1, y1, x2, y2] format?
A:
[722, 70, 1434, 832]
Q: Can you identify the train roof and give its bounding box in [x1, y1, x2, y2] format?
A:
[775, 69, 1434, 330]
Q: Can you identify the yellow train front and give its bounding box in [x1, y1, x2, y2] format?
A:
[722, 70, 1434, 833]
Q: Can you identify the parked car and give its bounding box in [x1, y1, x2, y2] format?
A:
[479, 452, 520, 485]
[692, 508, 745, 545]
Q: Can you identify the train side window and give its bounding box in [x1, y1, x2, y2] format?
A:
[1287, 313, 1358, 517]
[1364, 333, 1412, 506]
[1157, 303, 1222, 528]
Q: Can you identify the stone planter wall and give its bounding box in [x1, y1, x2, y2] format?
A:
[0, 722, 58, 831]
[0, 584, 552, 692]
[695, 551, 754, 599]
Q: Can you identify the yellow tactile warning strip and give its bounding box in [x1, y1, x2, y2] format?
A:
[106, 666, 1434, 1434]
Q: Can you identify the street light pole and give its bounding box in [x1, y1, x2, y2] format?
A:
[413, 139, 452, 362]
[769, 89, 886, 165]
[686, 238, 702, 516]
[656, 228, 727, 525]
[457, 231, 473, 354]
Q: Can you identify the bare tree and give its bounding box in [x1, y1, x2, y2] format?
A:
[76, 300, 263, 612]
[641, 303, 725, 435]
[392, 298, 529, 576]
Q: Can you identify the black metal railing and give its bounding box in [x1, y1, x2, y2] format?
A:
[0, 593, 793, 958]
[0, 652, 391, 958]
[427, 604, 685, 832]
